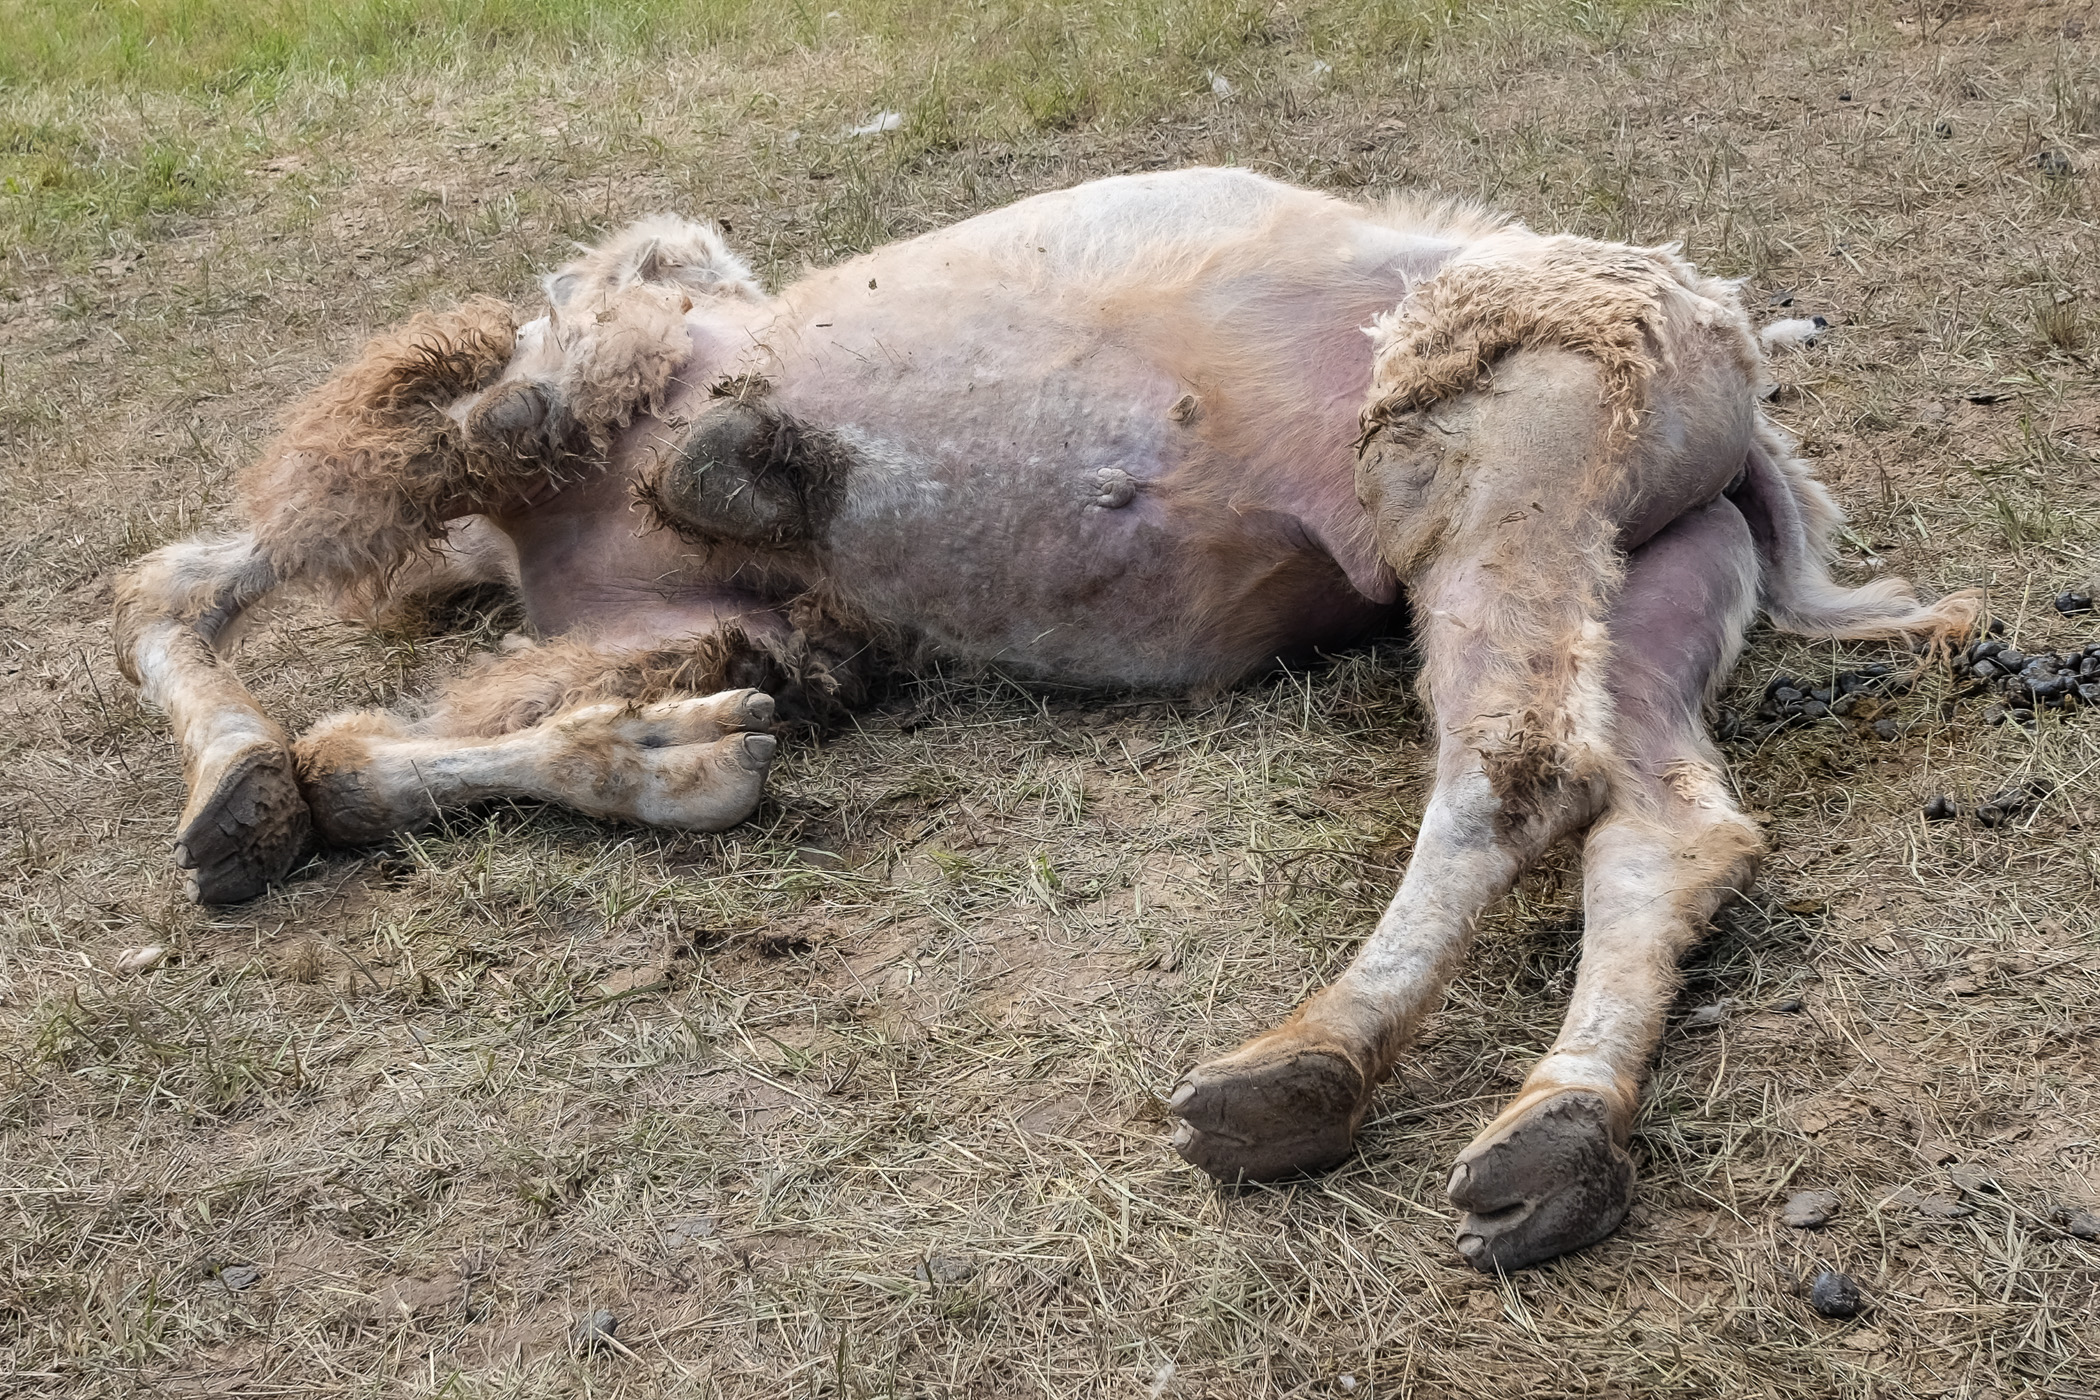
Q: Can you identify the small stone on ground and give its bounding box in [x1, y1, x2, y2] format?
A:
[217, 1264, 262, 1291]
[572, 1309, 619, 1351]
[662, 1215, 717, 1247]
[1947, 1164, 1997, 1196]
[113, 945, 167, 973]
[1784, 1189, 1840, 1229]
[914, 1252, 976, 1285]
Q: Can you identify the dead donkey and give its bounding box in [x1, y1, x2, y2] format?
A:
[114, 169, 1975, 1270]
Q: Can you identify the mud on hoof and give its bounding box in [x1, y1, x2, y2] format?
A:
[1447, 1089, 1635, 1271]
[174, 740, 313, 905]
[1167, 1041, 1370, 1182]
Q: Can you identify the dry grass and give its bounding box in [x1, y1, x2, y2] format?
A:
[4, 0, 2100, 1395]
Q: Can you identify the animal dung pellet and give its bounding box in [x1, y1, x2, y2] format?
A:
[1809, 1270, 1863, 1319]
[1783, 1189, 1840, 1229]
[1975, 777, 2053, 827]
[1755, 663, 1908, 736]
[112, 945, 167, 973]
[2060, 1208, 2100, 1241]
[1963, 636, 2100, 724]
[1923, 795, 1958, 821]
[2056, 590, 2094, 616]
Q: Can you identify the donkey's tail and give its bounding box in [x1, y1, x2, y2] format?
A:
[1732, 420, 1981, 647]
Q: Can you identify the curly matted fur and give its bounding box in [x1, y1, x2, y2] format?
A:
[1360, 231, 1757, 452]
[239, 296, 529, 591]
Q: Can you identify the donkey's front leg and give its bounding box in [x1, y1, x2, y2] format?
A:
[116, 534, 312, 904]
[295, 690, 779, 845]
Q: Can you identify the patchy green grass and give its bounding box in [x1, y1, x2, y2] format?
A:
[2, 0, 2098, 1396]
[0, 0, 1669, 265]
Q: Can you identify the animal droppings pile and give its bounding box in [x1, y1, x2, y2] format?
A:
[1745, 662, 1910, 737]
[1964, 636, 2100, 730]
[1923, 777, 2056, 827]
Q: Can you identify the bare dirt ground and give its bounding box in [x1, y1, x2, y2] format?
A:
[4, 0, 2099, 1395]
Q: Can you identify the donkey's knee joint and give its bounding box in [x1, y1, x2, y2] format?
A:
[1464, 723, 1609, 842]
[294, 716, 423, 847]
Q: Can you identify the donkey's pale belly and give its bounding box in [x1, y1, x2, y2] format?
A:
[521, 165, 1451, 682]
[544, 435, 1394, 686]
[563, 344, 1397, 685]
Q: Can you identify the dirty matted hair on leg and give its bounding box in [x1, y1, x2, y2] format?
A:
[239, 296, 531, 593]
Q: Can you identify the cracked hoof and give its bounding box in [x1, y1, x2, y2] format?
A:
[174, 740, 313, 904]
[1447, 1089, 1634, 1271]
[1167, 1038, 1369, 1182]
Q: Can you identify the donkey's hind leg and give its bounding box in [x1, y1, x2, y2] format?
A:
[1446, 495, 1763, 1271]
[1171, 274, 1761, 1182]
[1167, 346, 1643, 1181]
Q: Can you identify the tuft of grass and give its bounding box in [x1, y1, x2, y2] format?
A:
[2034, 296, 2088, 352]
[0, 0, 766, 92]
[0, 0, 1679, 261]
[0, 120, 227, 254]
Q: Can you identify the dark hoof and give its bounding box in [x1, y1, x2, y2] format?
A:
[174, 744, 313, 904]
[1167, 1046, 1368, 1182]
[1447, 1090, 1634, 1271]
